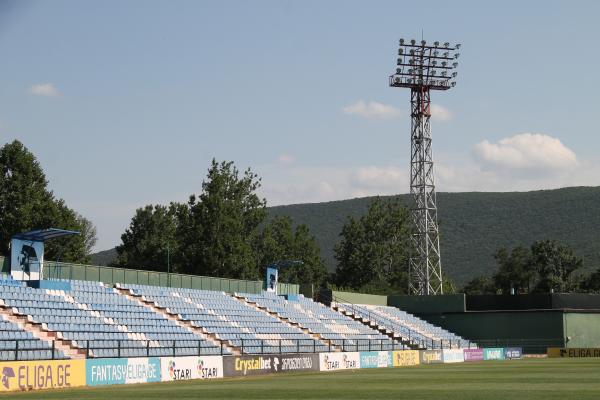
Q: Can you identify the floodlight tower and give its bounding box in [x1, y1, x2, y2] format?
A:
[390, 39, 461, 295]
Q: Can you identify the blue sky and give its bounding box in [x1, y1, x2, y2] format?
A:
[1, 0, 599, 251]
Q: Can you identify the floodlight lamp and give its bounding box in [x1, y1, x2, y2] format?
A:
[455, 53, 460, 59]
[400, 38, 405, 45]
[434, 41, 440, 46]
[397, 58, 402, 66]
[451, 82, 456, 87]
[444, 42, 450, 48]
[441, 71, 447, 76]
[396, 68, 402, 74]
[411, 39, 416, 45]
[432, 60, 437, 66]
[455, 43, 461, 49]
[421, 40, 426, 46]
[452, 72, 457, 77]
[409, 49, 415, 55]
[443, 52, 449, 58]
[434, 50, 439, 56]
[398, 49, 403, 55]
[441, 61, 447, 66]
[453, 62, 458, 68]
[394, 77, 401, 84]
[431, 70, 436, 76]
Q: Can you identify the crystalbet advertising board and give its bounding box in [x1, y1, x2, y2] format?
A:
[0, 359, 85, 392]
[223, 354, 319, 377]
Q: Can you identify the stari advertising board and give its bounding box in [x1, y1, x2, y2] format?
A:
[463, 348, 484, 362]
[442, 349, 464, 363]
[483, 348, 505, 361]
[160, 356, 223, 381]
[548, 348, 600, 358]
[223, 354, 319, 377]
[419, 350, 443, 364]
[86, 357, 161, 386]
[392, 350, 420, 367]
[504, 347, 523, 359]
[319, 352, 360, 372]
[359, 351, 393, 368]
[0, 359, 85, 392]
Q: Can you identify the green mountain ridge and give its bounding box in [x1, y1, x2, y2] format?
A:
[91, 187, 600, 285]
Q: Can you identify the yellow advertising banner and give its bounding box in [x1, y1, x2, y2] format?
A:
[392, 350, 420, 367]
[0, 359, 85, 392]
[548, 348, 600, 358]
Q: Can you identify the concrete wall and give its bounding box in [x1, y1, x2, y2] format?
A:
[563, 312, 600, 348]
[331, 290, 388, 306]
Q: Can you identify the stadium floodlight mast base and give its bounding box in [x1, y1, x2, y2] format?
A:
[389, 38, 461, 295]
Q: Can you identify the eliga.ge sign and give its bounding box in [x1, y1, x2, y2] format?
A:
[223, 353, 319, 377]
[0, 360, 85, 392]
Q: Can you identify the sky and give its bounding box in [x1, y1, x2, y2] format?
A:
[1, 0, 599, 251]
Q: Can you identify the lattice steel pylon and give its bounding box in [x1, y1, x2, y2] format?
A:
[389, 38, 461, 295]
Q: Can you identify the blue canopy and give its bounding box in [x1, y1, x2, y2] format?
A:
[12, 228, 80, 242]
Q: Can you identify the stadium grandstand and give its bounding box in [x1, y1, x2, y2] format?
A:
[0, 271, 473, 362]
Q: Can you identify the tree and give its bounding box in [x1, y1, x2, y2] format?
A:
[492, 246, 536, 294]
[462, 275, 495, 295]
[253, 216, 328, 287]
[530, 239, 582, 293]
[580, 268, 600, 293]
[112, 203, 182, 272]
[178, 159, 267, 279]
[333, 197, 411, 293]
[0, 140, 96, 263]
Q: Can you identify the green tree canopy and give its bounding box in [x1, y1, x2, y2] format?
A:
[492, 246, 536, 294]
[0, 140, 97, 263]
[254, 216, 328, 287]
[112, 203, 182, 272]
[333, 197, 411, 293]
[530, 239, 582, 293]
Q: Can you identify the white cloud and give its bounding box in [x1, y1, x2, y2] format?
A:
[342, 100, 401, 119]
[473, 133, 578, 173]
[430, 104, 452, 121]
[28, 83, 60, 97]
[277, 153, 295, 165]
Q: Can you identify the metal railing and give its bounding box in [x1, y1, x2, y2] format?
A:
[0, 339, 62, 361]
[0, 338, 409, 361]
[332, 295, 473, 349]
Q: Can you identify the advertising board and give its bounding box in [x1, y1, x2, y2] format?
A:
[223, 353, 319, 377]
[547, 348, 600, 358]
[318, 352, 360, 372]
[463, 348, 484, 362]
[86, 357, 161, 386]
[504, 347, 523, 359]
[392, 350, 420, 367]
[160, 356, 223, 381]
[359, 351, 392, 368]
[442, 349, 464, 363]
[419, 350, 443, 364]
[0, 359, 85, 392]
[483, 348, 505, 361]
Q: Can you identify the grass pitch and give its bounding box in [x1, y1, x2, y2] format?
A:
[6, 358, 600, 400]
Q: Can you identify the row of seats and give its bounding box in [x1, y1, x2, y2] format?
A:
[338, 303, 472, 349]
[239, 292, 404, 351]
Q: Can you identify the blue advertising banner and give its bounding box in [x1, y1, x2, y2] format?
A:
[504, 347, 523, 359]
[359, 351, 393, 368]
[86, 358, 161, 386]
